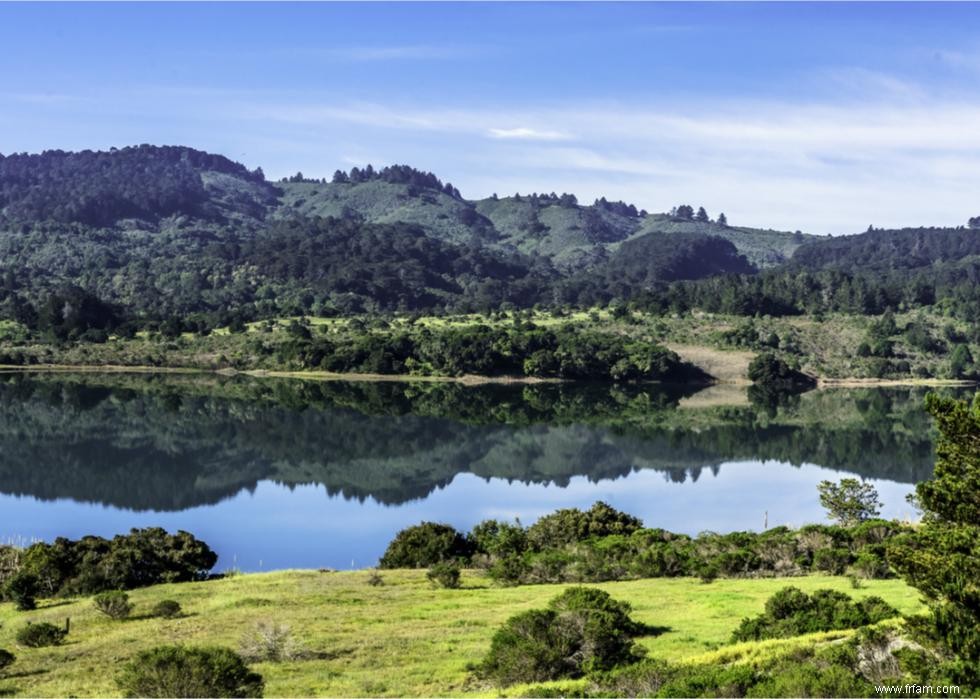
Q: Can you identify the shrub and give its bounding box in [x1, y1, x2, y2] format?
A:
[426, 561, 461, 589]
[478, 587, 645, 686]
[152, 599, 182, 619]
[93, 590, 133, 619]
[4, 571, 39, 611]
[16, 622, 67, 648]
[239, 621, 300, 663]
[731, 587, 899, 642]
[378, 522, 471, 569]
[116, 645, 264, 698]
[0, 648, 14, 673]
[366, 571, 384, 587]
[467, 520, 527, 558]
[526, 502, 642, 552]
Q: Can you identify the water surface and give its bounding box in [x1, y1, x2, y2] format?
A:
[0, 373, 957, 570]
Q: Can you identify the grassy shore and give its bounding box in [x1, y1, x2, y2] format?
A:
[1, 308, 977, 387]
[0, 571, 923, 698]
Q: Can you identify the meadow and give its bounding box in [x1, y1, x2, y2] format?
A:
[0, 570, 923, 698]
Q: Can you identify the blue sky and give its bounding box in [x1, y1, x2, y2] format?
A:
[3, 2, 980, 233]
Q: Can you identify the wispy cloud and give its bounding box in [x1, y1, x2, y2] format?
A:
[487, 127, 572, 141]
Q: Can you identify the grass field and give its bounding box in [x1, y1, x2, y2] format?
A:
[0, 571, 924, 698]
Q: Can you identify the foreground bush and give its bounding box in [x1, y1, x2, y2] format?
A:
[152, 599, 182, 618]
[3, 571, 39, 611]
[478, 586, 645, 686]
[0, 648, 14, 673]
[378, 522, 471, 569]
[427, 560, 462, 588]
[116, 645, 264, 698]
[16, 622, 67, 648]
[731, 586, 899, 642]
[93, 590, 134, 619]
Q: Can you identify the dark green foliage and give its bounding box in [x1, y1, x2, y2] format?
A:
[817, 478, 882, 526]
[889, 393, 980, 676]
[0, 146, 272, 227]
[426, 561, 462, 589]
[467, 520, 528, 559]
[93, 590, 133, 619]
[3, 571, 38, 610]
[16, 622, 67, 648]
[747, 352, 815, 390]
[0, 648, 14, 673]
[478, 587, 645, 686]
[378, 522, 471, 569]
[115, 645, 264, 698]
[948, 344, 976, 379]
[19, 528, 216, 597]
[731, 587, 899, 642]
[152, 599, 182, 619]
[526, 502, 643, 552]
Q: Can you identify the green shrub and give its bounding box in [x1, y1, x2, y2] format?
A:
[426, 561, 461, 589]
[731, 587, 899, 642]
[93, 590, 133, 619]
[526, 502, 642, 552]
[16, 622, 67, 648]
[3, 571, 39, 611]
[467, 520, 528, 558]
[116, 645, 263, 698]
[478, 587, 645, 686]
[0, 648, 14, 673]
[378, 522, 471, 569]
[366, 571, 384, 587]
[152, 599, 182, 619]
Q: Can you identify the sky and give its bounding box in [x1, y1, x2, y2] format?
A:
[2, 2, 980, 234]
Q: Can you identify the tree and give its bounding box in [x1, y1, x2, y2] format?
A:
[889, 393, 980, 684]
[968, 216, 980, 229]
[948, 344, 975, 380]
[696, 207, 709, 222]
[717, 212, 728, 227]
[675, 204, 695, 220]
[817, 479, 882, 526]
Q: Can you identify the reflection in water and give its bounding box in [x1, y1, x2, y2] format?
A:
[0, 373, 960, 569]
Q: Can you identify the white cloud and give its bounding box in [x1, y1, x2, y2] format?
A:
[487, 127, 572, 141]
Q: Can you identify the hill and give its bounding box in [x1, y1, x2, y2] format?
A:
[0, 147, 772, 324]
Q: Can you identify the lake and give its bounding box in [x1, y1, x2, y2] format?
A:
[0, 372, 959, 571]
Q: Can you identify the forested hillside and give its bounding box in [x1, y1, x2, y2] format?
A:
[1, 145, 979, 333]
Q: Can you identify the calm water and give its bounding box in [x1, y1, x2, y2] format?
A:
[0, 373, 959, 571]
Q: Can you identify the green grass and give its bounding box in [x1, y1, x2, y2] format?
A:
[0, 571, 923, 697]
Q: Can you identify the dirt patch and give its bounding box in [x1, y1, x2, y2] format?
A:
[665, 344, 754, 384]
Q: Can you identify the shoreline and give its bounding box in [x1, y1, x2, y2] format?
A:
[0, 362, 976, 388]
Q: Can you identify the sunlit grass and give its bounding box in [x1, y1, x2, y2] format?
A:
[0, 571, 922, 697]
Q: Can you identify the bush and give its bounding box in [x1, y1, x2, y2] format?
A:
[93, 590, 134, 619]
[526, 502, 642, 552]
[116, 645, 264, 698]
[0, 648, 14, 672]
[16, 622, 67, 648]
[152, 599, 182, 619]
[239, 621, 300, 663]
[366, 571, 384, 587]
[426, 561, 461, 589]
[478, 587, 645, 686]
[4, 571, 39, 611]
[378, 522, 471, 569]
[731, 587, 899, 642]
